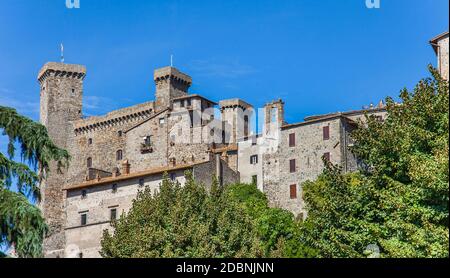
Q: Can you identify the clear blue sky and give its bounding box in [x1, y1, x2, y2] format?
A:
[0, 0, 448, 123]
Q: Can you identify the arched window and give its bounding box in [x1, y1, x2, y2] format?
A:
[116, 150, 123, 161]
[87, 157, 92, 168]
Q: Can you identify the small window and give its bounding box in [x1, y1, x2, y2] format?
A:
[144, 136, 151, 146]
[323, 152, 331, 162]
[118, 131, 123, 137]
[289, 133, 296, 147]
[250, 155, 258, 165]
[112, 184, 118, 193]
[71, 89, 75, 95]
[81, 190, 87, 199]
[87, 157, 92, 168]
[289, 159, 296, 173]
[290, 184, 297, 199]
[180, 100, 185, 108]
[252, 175, 257, 185]
[187, 99, 191, 107]
[170, 173, 176, 181]
[110, 208, 117, 221]
[78, 252, 83, 259]
[323, 126, 330, 140]
[139, 178, 145, 187]
[159, 117, 165, 125]
[116, 150, 123, 161]
[88, 138, 93, 145]
[81, 214, 87, 226]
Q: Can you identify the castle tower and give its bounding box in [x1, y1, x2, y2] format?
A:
[38, 62, 86, 257]
[154, 66, 192, 109]
[219, 99, 254, 144]
[264, 99, 285, 136]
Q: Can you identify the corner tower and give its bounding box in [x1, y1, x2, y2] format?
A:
[154, 66, 192, 109]
[38, 62, 86, 257]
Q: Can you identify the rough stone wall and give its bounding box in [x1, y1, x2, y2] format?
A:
[64, 169, 188, 258]
[38, 62, 86, 258]
[237, 137, 264, 190]
[438, 35, 449, 81]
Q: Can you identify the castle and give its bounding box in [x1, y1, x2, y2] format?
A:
[39, 32, 448, 258]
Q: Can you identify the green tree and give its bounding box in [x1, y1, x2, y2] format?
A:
[0, 106, 69, 258]
[301, 67, 449, 258]
[225, 183, 317, 258]
[100, 173, 264, 258]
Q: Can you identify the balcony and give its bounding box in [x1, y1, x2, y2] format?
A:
[140, 143, 153, 154]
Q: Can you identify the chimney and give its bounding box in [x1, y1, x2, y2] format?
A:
[122, 160, 130, 175]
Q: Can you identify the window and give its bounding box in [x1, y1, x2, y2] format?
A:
[170, 173, 176, 181]
[144, 136, 151, 146]
[87, 157, 92, 168]
[180, 100, 185, 108]
[210, 129, 215, 137]
[81, 190, 87, 199]
[139, 178, 145, 187]
[118, 131, 123, 137]
[88, 138, 93, 145]
[290, 184, 297, 199]
[80, 214, 87, 226]
[289, 159, 296, 173]
[289, 133, 296, 147]
[187, 99, 191, 107]
[250, 155, 258, 165]
[71, 89, 75, 95]
[78, 252, 83, 258]
[110, 208, 117, 221]
[323, 152, 331, 162]
[112, 184, 118, 193]
[323, 126, 330, 140]
[159, 117, 165, 125]
[244, 115, 249, 138]
[116, 150, 123, 161]
[252, 175, 257, 185]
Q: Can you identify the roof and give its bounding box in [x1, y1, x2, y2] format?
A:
[304, 107, 386, 121]
[430, 31, 449, 53]
[64, 161, 210, 191]
[172, 94, 218, 105]
[282, 107, 386, 130]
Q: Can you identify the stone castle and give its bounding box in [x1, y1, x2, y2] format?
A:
[39, 32, 448, 258]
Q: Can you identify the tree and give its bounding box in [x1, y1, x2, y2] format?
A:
[100, 173, 264, 258]
[225, 183, 317, 258]
[0, 106, 69, 258]
[301, 67, 449, 258]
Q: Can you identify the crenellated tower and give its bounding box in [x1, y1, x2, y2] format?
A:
[154, 66, 192, 109]
[38, 62, 86, 257]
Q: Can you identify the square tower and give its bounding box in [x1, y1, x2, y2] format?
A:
[154, 66, 192, 109]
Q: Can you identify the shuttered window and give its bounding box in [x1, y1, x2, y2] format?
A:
[323, 126, 330, 140]
[289, 133, 296, 147]
[289, 159, 296, 173]
[290, 184, 297, 199]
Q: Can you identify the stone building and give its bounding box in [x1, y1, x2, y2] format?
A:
[39, 63, 241, 258]
[430, 31, 449, 80]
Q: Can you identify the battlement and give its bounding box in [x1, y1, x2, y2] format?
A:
[154, 66, 192, 87]
[219, 98, 253, 111]
[38, 62, 86, 84]
[73, 101, 155, 135]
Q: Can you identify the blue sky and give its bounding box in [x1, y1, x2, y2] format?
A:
[0, 0, 448, 124]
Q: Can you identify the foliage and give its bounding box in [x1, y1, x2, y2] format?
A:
[0, 106, 70, 258]
[100, 173, 264, 258]
[226, 183, 317, 257]
[301, 67, 449, 258]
